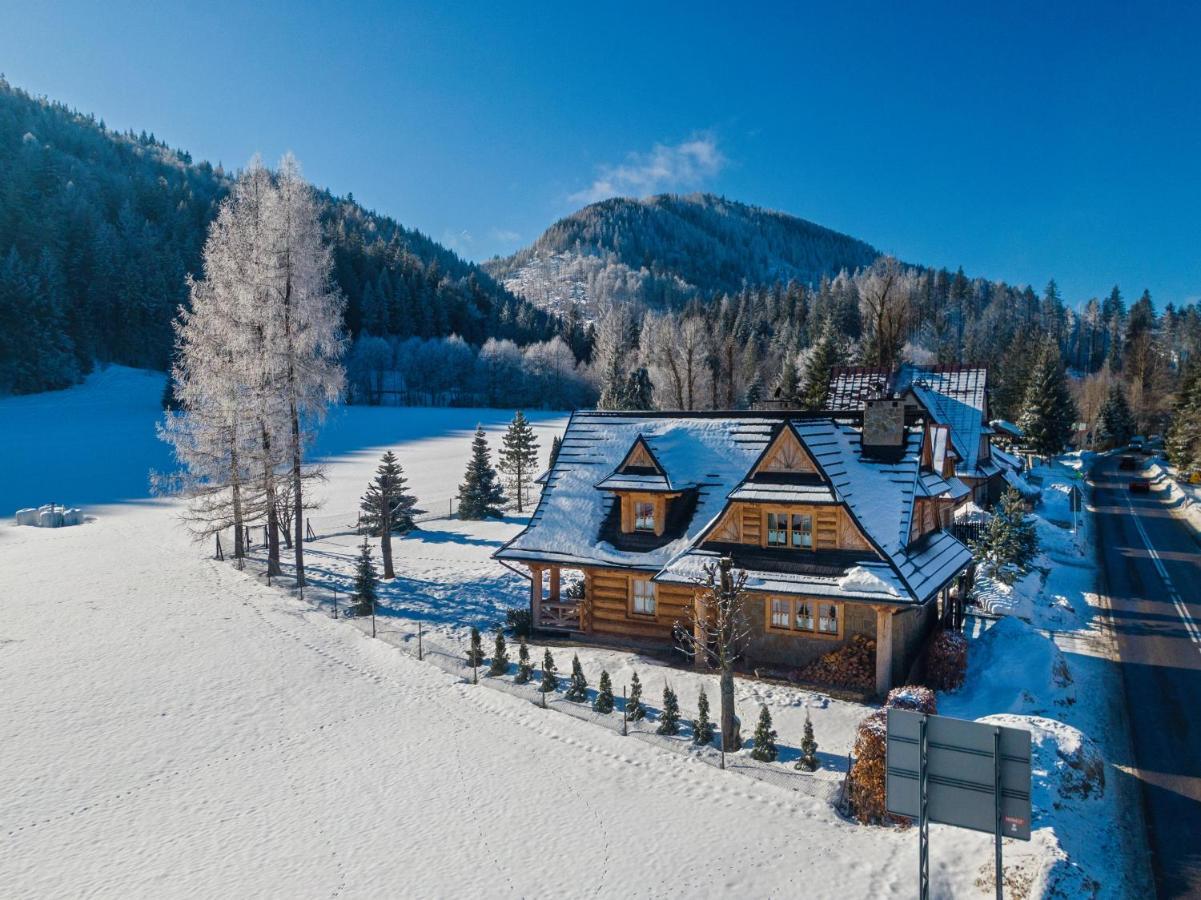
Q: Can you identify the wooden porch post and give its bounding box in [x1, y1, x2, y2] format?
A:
[875, 606, 895, 696]
[530, 565, 544, 628]
[549, 566, 561, 602]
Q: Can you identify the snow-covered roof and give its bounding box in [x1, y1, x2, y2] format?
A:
[992, 445, 1023, 474]
[828, 364, 995, 482]
[497, 411, 972, 605]
[594, 472, 676, 492]
[991, 418, 1024, 439]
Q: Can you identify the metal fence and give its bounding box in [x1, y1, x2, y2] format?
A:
[227, 550, 844, 805]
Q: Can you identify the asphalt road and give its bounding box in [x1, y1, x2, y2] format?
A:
[1091, 454, 1201, 898]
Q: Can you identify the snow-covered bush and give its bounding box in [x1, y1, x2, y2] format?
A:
[884, 685, 937, 715]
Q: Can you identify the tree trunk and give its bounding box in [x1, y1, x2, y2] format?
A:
[261, 419, 281, 576]
[230, 435, 245, 561]
[515, 467, 524, 514]
[380, 486, 395, 579]
[720, 659, 739, 751]
[290, 395, 305, 588]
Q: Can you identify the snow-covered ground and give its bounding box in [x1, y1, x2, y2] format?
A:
[0, 368, 1149, 897]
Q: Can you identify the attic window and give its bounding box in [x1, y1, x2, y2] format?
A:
[634, 501, 655, 532]
[765, 511, 814, 550]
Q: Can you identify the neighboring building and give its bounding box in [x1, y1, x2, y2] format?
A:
[826, 364, 1004, 506]
[493, 404, 973, 695]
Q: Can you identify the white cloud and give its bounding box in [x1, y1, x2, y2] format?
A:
[489, 227, 521, 243]
[569, 134, 726, 204]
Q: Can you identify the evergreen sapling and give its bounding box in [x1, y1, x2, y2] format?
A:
[796, 710, 819, 771]
[514, 638, 533, 684]
[750, 705, 778, 761]
[565, 653, 588, 702]
[466, 626, 485, 667]
[540, 648, 558, 693]
[692, 687, 715, 745]
[626, 671, 645, 721]
[656, 683, 681, 735]
[457, 425, 507, 519]
[593, 670, 614, 714]
[497, 411, 540, 514]
[488, 627, 509, 676]
[352, 537, 378, 617]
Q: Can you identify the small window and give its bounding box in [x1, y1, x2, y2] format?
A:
[794, 600, 814, 631]
[770, 597, 791, 628]
[766, 512, 788, 546]
[791, 514, 813, 549]
[631, 578, 656, 616]
[634, 500, 655, 532]
[817, 602, 838, 634]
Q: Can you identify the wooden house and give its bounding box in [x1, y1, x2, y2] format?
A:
[494, 402, 972, 695]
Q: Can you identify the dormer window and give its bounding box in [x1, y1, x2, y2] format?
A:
[766, 511, 814, 549]
[634, 501, 655, 532]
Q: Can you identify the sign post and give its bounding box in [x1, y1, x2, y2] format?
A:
[887, 709, 1032, 900]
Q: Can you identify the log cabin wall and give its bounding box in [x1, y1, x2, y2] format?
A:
[583, 567, 694, 641]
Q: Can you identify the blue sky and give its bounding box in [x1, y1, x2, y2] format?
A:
[3, 1, 1199, 306]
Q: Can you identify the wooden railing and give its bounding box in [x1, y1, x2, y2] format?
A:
[539, 601, 580, 630]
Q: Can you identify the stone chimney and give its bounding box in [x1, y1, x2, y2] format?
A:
[862, 398, 906, 452]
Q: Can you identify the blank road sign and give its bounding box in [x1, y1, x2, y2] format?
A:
[886, 709, 1032, 841]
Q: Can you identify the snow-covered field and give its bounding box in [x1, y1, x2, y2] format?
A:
[0, 368, 1149, 897]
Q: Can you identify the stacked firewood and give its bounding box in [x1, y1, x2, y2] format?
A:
[797, 634, 876, 690]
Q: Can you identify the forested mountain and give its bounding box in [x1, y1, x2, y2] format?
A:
[485, 193, 881, 315]
[0, 78, 557, 395]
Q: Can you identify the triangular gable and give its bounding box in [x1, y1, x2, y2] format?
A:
[618, 435, 665, 476]
[749, 423, 823, 478]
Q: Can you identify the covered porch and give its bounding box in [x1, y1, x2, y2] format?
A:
[527, 564, 585, 633]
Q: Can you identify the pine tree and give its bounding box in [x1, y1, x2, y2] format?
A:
[352, 537, 378, 617]
[627, 671, 645, 721]
[692, 687, 715, 745]
[548, 434, 563, 471]
[750, 705, 778, 762]
[744, 371, 765, 408]
[1095, 382, 1135, 449]
[656, 683, 681, 735]
[539, 648, 558, 693]
[466, 626, 485, 667]
[513, 638, 533, 683]
[359, 450, 423, 578]
[1166, 359, 1201, 473]
[798, 324, 844, 410]
[593, 670, 614, 713]
[498, 411, 540, 513]
[775, 356, 800, 404]
[457, 425, 507, 519]
[565, 654, 588, 701]
[972, 487, 1039, 583]
[1017, 340, 1077, 457]
[488, 627, 509, 676]
[796, 711, 819, 771]
[624, 366, 654, 409]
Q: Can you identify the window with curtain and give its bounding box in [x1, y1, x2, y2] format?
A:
[634, 500, 655, 532]
[631, 578, 656, 615]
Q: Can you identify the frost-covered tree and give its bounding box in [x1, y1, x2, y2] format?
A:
[858, 256, 914, 371]
[565, 654, 588, 702]
[972, 488, 1039, 583]
[593, 302, 637, 410]
[359, 450, 422, 579]
[1095, 383, 1135, 449]
[457, 425, 507, 519]
[498, 411, 540, 513]
[798, 322, 845, 410]
[1166, 359, 1201, 473]
[1018, 340, 1077, 457]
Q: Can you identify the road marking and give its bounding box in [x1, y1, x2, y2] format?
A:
[1123, 487, 1201, 651]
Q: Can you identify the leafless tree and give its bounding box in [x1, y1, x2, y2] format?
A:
[675, 556, 751, 751]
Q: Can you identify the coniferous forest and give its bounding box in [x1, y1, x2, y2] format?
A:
[2, 75, 1200, 466]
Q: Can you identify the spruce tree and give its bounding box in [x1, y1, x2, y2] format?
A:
[1095, 383, 1135, 449]
[539, 648, 558, 693]
[798, 324, 843, 411]
[498, 411, 540, 514]
[359, 450, 423, 579]
[1017, 341, 1077, 457]
[972, 487, 1039, 583]
[796, 711, 819, 771]
[692, 687, 715, 745]
[627, 671, 646, 721]
[565, 654, 588, 701]
[656, 684, 681, 735]
[466, 626, 485, 667]
[750, 705, 778, 762]
[548, 434, 563, 471]
[457, 425, 507, 519]
[1166, 359, 1201, 473]
[593, 670, 614, 713]
[775, 357, 800, 404]
[352, 537, 379, 617]
[488, 627, 509, 676]
[514, 638, 533, 684]
[624, 366, 654, 409]
[744, 371, 765, 408]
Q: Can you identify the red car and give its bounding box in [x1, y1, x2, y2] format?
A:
[1129, 479, 1151, 493]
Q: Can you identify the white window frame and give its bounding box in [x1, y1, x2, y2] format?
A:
[634, 500, 656, 532]
[770, 597, 791, 629]
[631, 578, 656, 616]
[791, 513, 813, 549]
[817, 602, 839, 635]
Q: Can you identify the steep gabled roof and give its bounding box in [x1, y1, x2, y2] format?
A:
[594, 434, 685, 492]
